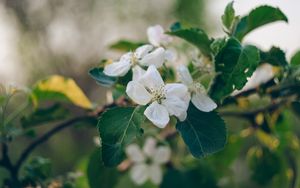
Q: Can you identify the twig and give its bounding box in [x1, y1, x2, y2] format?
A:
[0, 143, 18, 184]
[14, 116, 94, 174]
[13, 100, 119, 173]
[220, 99, 288, 118]
[222, 78, 276, 105]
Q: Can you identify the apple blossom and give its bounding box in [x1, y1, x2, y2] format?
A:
[103, 44, 165, 77]
[125, 137, 171, 185]
[147, 25, 177, 62]
[126, 65, 190, 128]
[177, 65, 217, 112]
[147, 25, 172, 47]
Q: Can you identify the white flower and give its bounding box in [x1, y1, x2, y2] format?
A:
[93, 136, 101, 147]
[147, 25, 177, 62]
[177, 65, 217, 112]
[103, 44, 165, 77]
[147, 25, 172, 47]
[126, 65, 190, 128]
[126, 137, 171, 185]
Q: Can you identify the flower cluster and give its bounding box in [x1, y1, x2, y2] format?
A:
[103, 25, 217, 128]
[125, 137, 171, 185]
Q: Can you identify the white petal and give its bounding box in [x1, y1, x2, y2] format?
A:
[130, 164, 149, 185]
[132, 65, 146, 81]
[144, 101, 170, 128]
[153, 146, 171, 164]
[148, 164, 163, 185]
[178, 111, 187, 121]
[147, 25, 172, 47]
[103, 55, 131, 77]
[139, 65, 164, 89]
[177, 65, 193, 85]
[143, 137, 157, 157]
[165, 83, 189, 99]
[126, 81, 152, 105]
[139, 47, 165, 68]
[147, 25, 164, 47]
[165, 49, 177, 62]
[162, 96, 188, 117]
[120, 52, 133, 63]
[191, 92, 217, 112]
[125, 144, 145, 163]
[135, 44, 153, 59]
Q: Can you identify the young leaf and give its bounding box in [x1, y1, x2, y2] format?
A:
[110, 40, 145, 52]
[260, 47, 288, 67]
[291, 50, 300, 66]
[31, 75, 92, 109]
[176, 103, 227, 158]
[98, 106, 146, 166]
[222, 1, 235, 31]
[87, 149, 119, 188]
[234, 5, 288, 41]
[167, 24, 212, 57]
[89, 67, 117, 87]
[209, 38, 260, 102]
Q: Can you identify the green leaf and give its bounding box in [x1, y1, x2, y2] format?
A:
[87, 149, 119, 188]
[24, 156, 52, 181]
[210, 37, 226, 55]
[291, 101, 300, 118]
[167, 24, 212, 57]
[291, 50, 300, 66]
[248, 147, 281, 185]
[89, 67, 117, 87]
[222, 1, 235, 31]
[234, 5, 288, 41]
[112, 84, 126, 101]
[209, 38, 260, 102]
[176, 103, 227, 158]
[110, 40, 145, 52]
[98, 106, 146, 166]
[161, 164, 218, 188]
[260, 47, 288, 67]
[21, 104, 70, 129]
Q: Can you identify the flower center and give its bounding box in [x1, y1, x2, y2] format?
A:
[130, 54, 139, 66]
[147, 85, 166, 104]
[189, 82, 206, 94]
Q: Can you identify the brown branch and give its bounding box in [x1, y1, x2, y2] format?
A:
[219, 99, 288, 118]
[14, 116, 94, 174]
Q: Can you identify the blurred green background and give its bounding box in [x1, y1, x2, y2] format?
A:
[1, 0, 300, 187]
